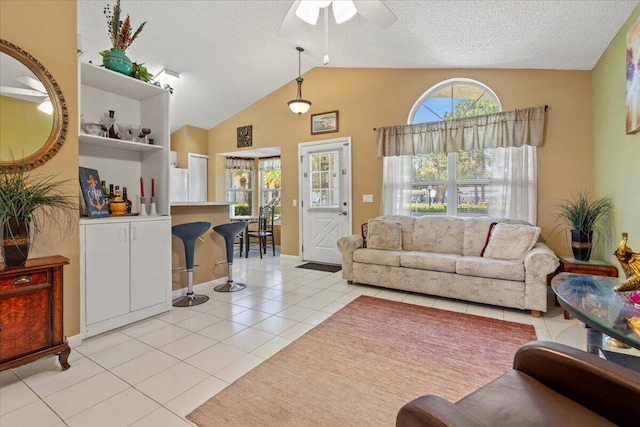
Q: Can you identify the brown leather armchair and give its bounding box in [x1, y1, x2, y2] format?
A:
[397, 341, 640, 427]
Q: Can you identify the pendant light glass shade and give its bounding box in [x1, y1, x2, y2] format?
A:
[288, 47, 312, 115]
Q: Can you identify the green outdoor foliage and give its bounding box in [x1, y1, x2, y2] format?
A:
[411, 203, 488, 214]
[234, 203, 250, 216]
[0, 166, 76, 236]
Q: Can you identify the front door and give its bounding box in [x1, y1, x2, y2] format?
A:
[299, 138, 351, 264]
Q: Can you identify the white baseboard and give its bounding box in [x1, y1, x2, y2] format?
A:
[67, 334, 83, 348]
[279, 254, 302, 261]
[172, 278, 228, 298]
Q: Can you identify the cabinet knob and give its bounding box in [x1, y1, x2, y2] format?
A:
[12, 276, 32, 285]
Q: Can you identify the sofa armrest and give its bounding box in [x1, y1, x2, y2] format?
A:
[514, 341, 640, 426]
[337, 234, 363, 281]
[523, 243, 559, 278]
[396, 395, 488, 427]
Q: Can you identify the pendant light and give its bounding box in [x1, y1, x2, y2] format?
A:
[288, 47, 312, 115]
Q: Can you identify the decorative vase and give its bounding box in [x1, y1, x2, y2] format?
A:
[102, 48, 133, 76]
[2, 218, 31, 267]
[109, 196, 128, 215]
[571, 229, 593, 261]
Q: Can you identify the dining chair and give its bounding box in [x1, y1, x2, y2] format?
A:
[246, 206, 275, 258]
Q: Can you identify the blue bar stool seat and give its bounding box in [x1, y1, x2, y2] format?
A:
[213, 221, 248, 292]
[172, 221, 211, 307]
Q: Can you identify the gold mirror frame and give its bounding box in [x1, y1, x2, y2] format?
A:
[0, 38, 68, 172]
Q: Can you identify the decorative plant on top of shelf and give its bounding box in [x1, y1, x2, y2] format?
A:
[104, 0, 146, 52]
[100, 0, 146, 76]
[556, 192, 614, 261]
[0, 165, 76, 267]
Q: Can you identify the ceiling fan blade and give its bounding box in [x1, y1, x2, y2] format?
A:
[15, 75, 47, 94]
[277, 0, 303, 36]
[0, 86, 44, 97]
[353, 0, 397, 28]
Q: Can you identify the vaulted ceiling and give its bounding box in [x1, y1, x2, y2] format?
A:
[77, 0, 639, 132]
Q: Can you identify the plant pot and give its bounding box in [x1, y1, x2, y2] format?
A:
[102, 48, 133, 76]
[2, 218, 31, 267]
[571, 229, 593, 261]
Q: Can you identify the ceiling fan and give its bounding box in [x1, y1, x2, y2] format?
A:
[277, 0, 397, 36]
[0, 76, 53, 114]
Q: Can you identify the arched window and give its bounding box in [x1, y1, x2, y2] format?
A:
[406, 79, 501, 217]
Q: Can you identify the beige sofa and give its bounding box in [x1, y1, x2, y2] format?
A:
[337, 215, 559, 316]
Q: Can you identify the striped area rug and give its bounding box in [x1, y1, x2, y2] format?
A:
[188, 296, 536, 426]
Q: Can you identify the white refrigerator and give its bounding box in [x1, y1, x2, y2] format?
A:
[170, 168, 189, 202]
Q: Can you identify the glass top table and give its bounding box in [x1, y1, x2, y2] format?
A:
[551, 272, 640, 351]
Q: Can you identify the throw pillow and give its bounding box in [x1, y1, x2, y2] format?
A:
[483, 223, 541, 261]
[480, 222, 499, 257]
[368, 219, 402, 251]
[361, 222, 368, 248]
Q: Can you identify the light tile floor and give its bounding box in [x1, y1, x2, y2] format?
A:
[2, 250, 638, 426]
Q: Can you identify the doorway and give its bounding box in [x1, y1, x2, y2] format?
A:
[299, 137, 352, 264]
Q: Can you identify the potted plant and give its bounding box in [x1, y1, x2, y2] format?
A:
[100, 0, 146, 75]
[0, 166, 76, 267]
[557, 192, 614, 261]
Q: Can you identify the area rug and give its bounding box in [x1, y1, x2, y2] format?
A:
[296, 262, 342, 273]
[187, 296, 536, 426]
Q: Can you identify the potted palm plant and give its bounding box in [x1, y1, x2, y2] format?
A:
[557, 192, 614, 261]
[0, 166, 76, 267]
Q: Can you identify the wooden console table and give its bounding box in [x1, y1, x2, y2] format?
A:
[556, 256, 618, 319]
[0, 255, 71, 371]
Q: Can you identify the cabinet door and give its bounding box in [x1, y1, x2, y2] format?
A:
[85, 223, 131, 324]
[130, 220, 171, 311]
[0, 289, 50, 363]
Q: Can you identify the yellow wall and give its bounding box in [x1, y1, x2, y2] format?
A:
[210, 67, 594, 257]
[170, 124, 208, 168]
[0, 95, 53, 160]
[593, 4, 640, 263]
[1, 1, 80, 334]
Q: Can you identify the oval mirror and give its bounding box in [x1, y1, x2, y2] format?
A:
[0, 39, 68, 171]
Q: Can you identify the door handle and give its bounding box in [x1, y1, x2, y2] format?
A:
[339, 211, 347, 216]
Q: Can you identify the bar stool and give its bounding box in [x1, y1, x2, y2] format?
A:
[213, 221, 248, 292]
[172, 221, 211, 307]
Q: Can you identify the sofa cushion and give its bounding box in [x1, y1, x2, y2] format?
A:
[484, 223, 541, 262]
[361, 222, 368, 248]
[456, 256, 525, 281]
[353, 248, 401, 267]
[376, 215, 417, 249]
[401, 251, 460, 273]
[368, 219, 403, 250]
[410, 216, 465, 255]
[462, 217, 531, 257]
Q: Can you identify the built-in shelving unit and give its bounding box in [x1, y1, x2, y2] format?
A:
[79, 61, 172, 338]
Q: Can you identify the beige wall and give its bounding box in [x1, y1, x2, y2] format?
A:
[1, 1, 80, 335]
[593, 5, 640, 263]
[209, 67, 593, 257]
[170, 124, 208, 168]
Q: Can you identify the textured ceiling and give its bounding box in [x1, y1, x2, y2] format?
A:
[77, 0, 639, 132]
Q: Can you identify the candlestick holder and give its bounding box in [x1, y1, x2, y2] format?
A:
[149, 197, 158, 216]
[139, 197, 148, 216]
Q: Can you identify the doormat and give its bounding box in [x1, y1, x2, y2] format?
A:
[296, 262, 342, 273]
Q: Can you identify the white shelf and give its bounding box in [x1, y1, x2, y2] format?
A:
[80, 62, 167, 100]
[79, 134, 163, 152]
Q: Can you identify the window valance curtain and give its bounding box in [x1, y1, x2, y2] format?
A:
[376, 106, 546, 157]
[226, 157, 254, 170]
[259, 157, 281, 171]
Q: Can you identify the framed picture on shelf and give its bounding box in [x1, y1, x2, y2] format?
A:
[79, 167, 109, 218]
[627, 15, 640, 134]
[237, 125, 253, 148]
[311, 111, 339, 135]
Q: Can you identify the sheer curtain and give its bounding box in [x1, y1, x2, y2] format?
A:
[381, 155, 413, 216]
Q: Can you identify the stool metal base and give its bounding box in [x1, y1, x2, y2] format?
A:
[172, 293, 209, 307]
[214, 281, 246, 292]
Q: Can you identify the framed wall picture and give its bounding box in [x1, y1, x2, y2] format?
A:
[237, 125, 253, 147]
[627, 15, 640, 134]
[311, 110, 339, 135]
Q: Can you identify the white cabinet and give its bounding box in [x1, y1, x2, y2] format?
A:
[81, 217, 171, 338]
[79, 62, 173, 338]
